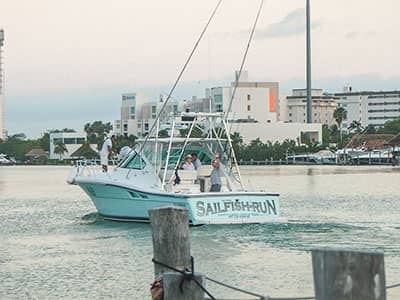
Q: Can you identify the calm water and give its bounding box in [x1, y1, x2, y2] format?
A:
[0, 165, 399, 299]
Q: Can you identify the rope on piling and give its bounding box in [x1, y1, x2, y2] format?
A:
[152, 256, 400, 300]
[387, 282, 400, 289]
[152, 257, 217, 300]
[205, 276, 269, 299]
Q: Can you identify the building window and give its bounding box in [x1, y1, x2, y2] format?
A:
[213, 94, 223, 104]
[173, 105, 178, 113]
[76, 138, 85, 144]
[267, 120, 271, 123]
[247, 94, 251, 101]
[123, 124, 128, 131]
[64, 138, 76, 144]
[289, 113, 292, 117]
[138, 124, 141, 129]
[130, 106, 135, 120]
[215, 104, 223, 112]
[247, 105, 251, 111]
[144, 123, 149, 131]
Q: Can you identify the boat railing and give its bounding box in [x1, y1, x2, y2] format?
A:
[73, 157, 119, 177]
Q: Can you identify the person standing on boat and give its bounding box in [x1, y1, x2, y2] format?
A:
[100, 135, 116, 172]
[182, 155, 195, 170]
[210, 159, 221, 192]
[191, 153, 201, 170]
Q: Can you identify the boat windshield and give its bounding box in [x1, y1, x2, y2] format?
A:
[120, 151, 146, 170]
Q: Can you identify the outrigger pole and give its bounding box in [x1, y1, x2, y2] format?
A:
[137, 0, 223, 155]
[225, 0, 265, 125]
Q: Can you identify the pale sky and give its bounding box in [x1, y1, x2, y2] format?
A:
[1, 0, 400, 137]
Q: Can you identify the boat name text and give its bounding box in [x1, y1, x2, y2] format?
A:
[196, 199, 277, 217]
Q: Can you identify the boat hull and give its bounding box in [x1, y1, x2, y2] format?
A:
[77, 181, 283, 225]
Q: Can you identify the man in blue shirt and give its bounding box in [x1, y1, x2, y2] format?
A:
[191, 153, 202, 170]
[210, 159, 221, 192]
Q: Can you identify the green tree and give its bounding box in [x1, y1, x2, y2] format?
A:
[54, 142, 68, 160]
[84, 121, 113, 145]
[364, 124, 377, 134]
[0, 136, 40, 161]
[378, 118, 400, 135]
[9, 133, 27, 140]
[322, 124, 330, 145]
[230, 132, 243, 156]
[158, 129, 169, 138]
[179, 126, 205, 138]
[113, 135, 137, 152]
[333, 107, 347, 142]
[348, 120, 364, 133]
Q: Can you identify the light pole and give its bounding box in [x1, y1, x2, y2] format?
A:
[306, 0, 312, 124]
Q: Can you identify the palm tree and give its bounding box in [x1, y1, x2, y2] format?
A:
[348, 120, 364, 133]
[230, 132, 243, 157]
[333, 107, 347, 142]
[54, 142, 68, 160]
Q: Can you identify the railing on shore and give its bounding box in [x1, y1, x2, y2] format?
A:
[238, 156, 399, 166]
[149, 206, 399, 300]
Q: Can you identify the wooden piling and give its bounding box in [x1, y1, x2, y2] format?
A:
[312, 248, 386, 300]
[149, 206, 191, 279]
[149, 206, 205, 300]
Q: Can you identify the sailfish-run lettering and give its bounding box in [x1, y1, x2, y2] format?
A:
[196, 199, 277, 217]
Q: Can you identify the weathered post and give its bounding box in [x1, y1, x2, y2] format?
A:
[149, 206, 205, 300]
[312, 248, 386, 300]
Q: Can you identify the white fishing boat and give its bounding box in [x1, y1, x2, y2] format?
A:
[68, 112, 283, 225]
[67, 0, 284, 224]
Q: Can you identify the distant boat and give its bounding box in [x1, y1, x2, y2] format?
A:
[287, 150, 336, 164]
[0, 153, 15, 165]
[68, 113, 283, 225]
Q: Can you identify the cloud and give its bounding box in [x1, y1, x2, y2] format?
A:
[345, 30, 376, 39]
[256, 8, 321, 39]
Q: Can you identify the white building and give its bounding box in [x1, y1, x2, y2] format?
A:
[335, 87, 400, 130]
[207, 71, 279, 123]
[49, 132, 89, 159]
[0, 29, 6, 140]
[115, 71, 322, 143]
[206, 73, 321, 143]
[280, 89, 338, 126]
[116, 93, 185, 137]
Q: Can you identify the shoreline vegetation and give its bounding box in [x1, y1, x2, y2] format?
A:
[0, 119, 399, 166]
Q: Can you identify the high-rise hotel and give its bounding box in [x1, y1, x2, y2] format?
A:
[0, 29, 5, 140]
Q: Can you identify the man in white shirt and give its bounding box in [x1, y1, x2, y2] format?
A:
[100, 135, 116, 172]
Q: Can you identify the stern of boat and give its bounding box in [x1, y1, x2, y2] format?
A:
[186, 192, 283, 225]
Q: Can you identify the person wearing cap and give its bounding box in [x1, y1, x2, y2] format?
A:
[182, 154, 195, 170]
[210, 159, 222, 192]
[100, 135, 116, 172]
